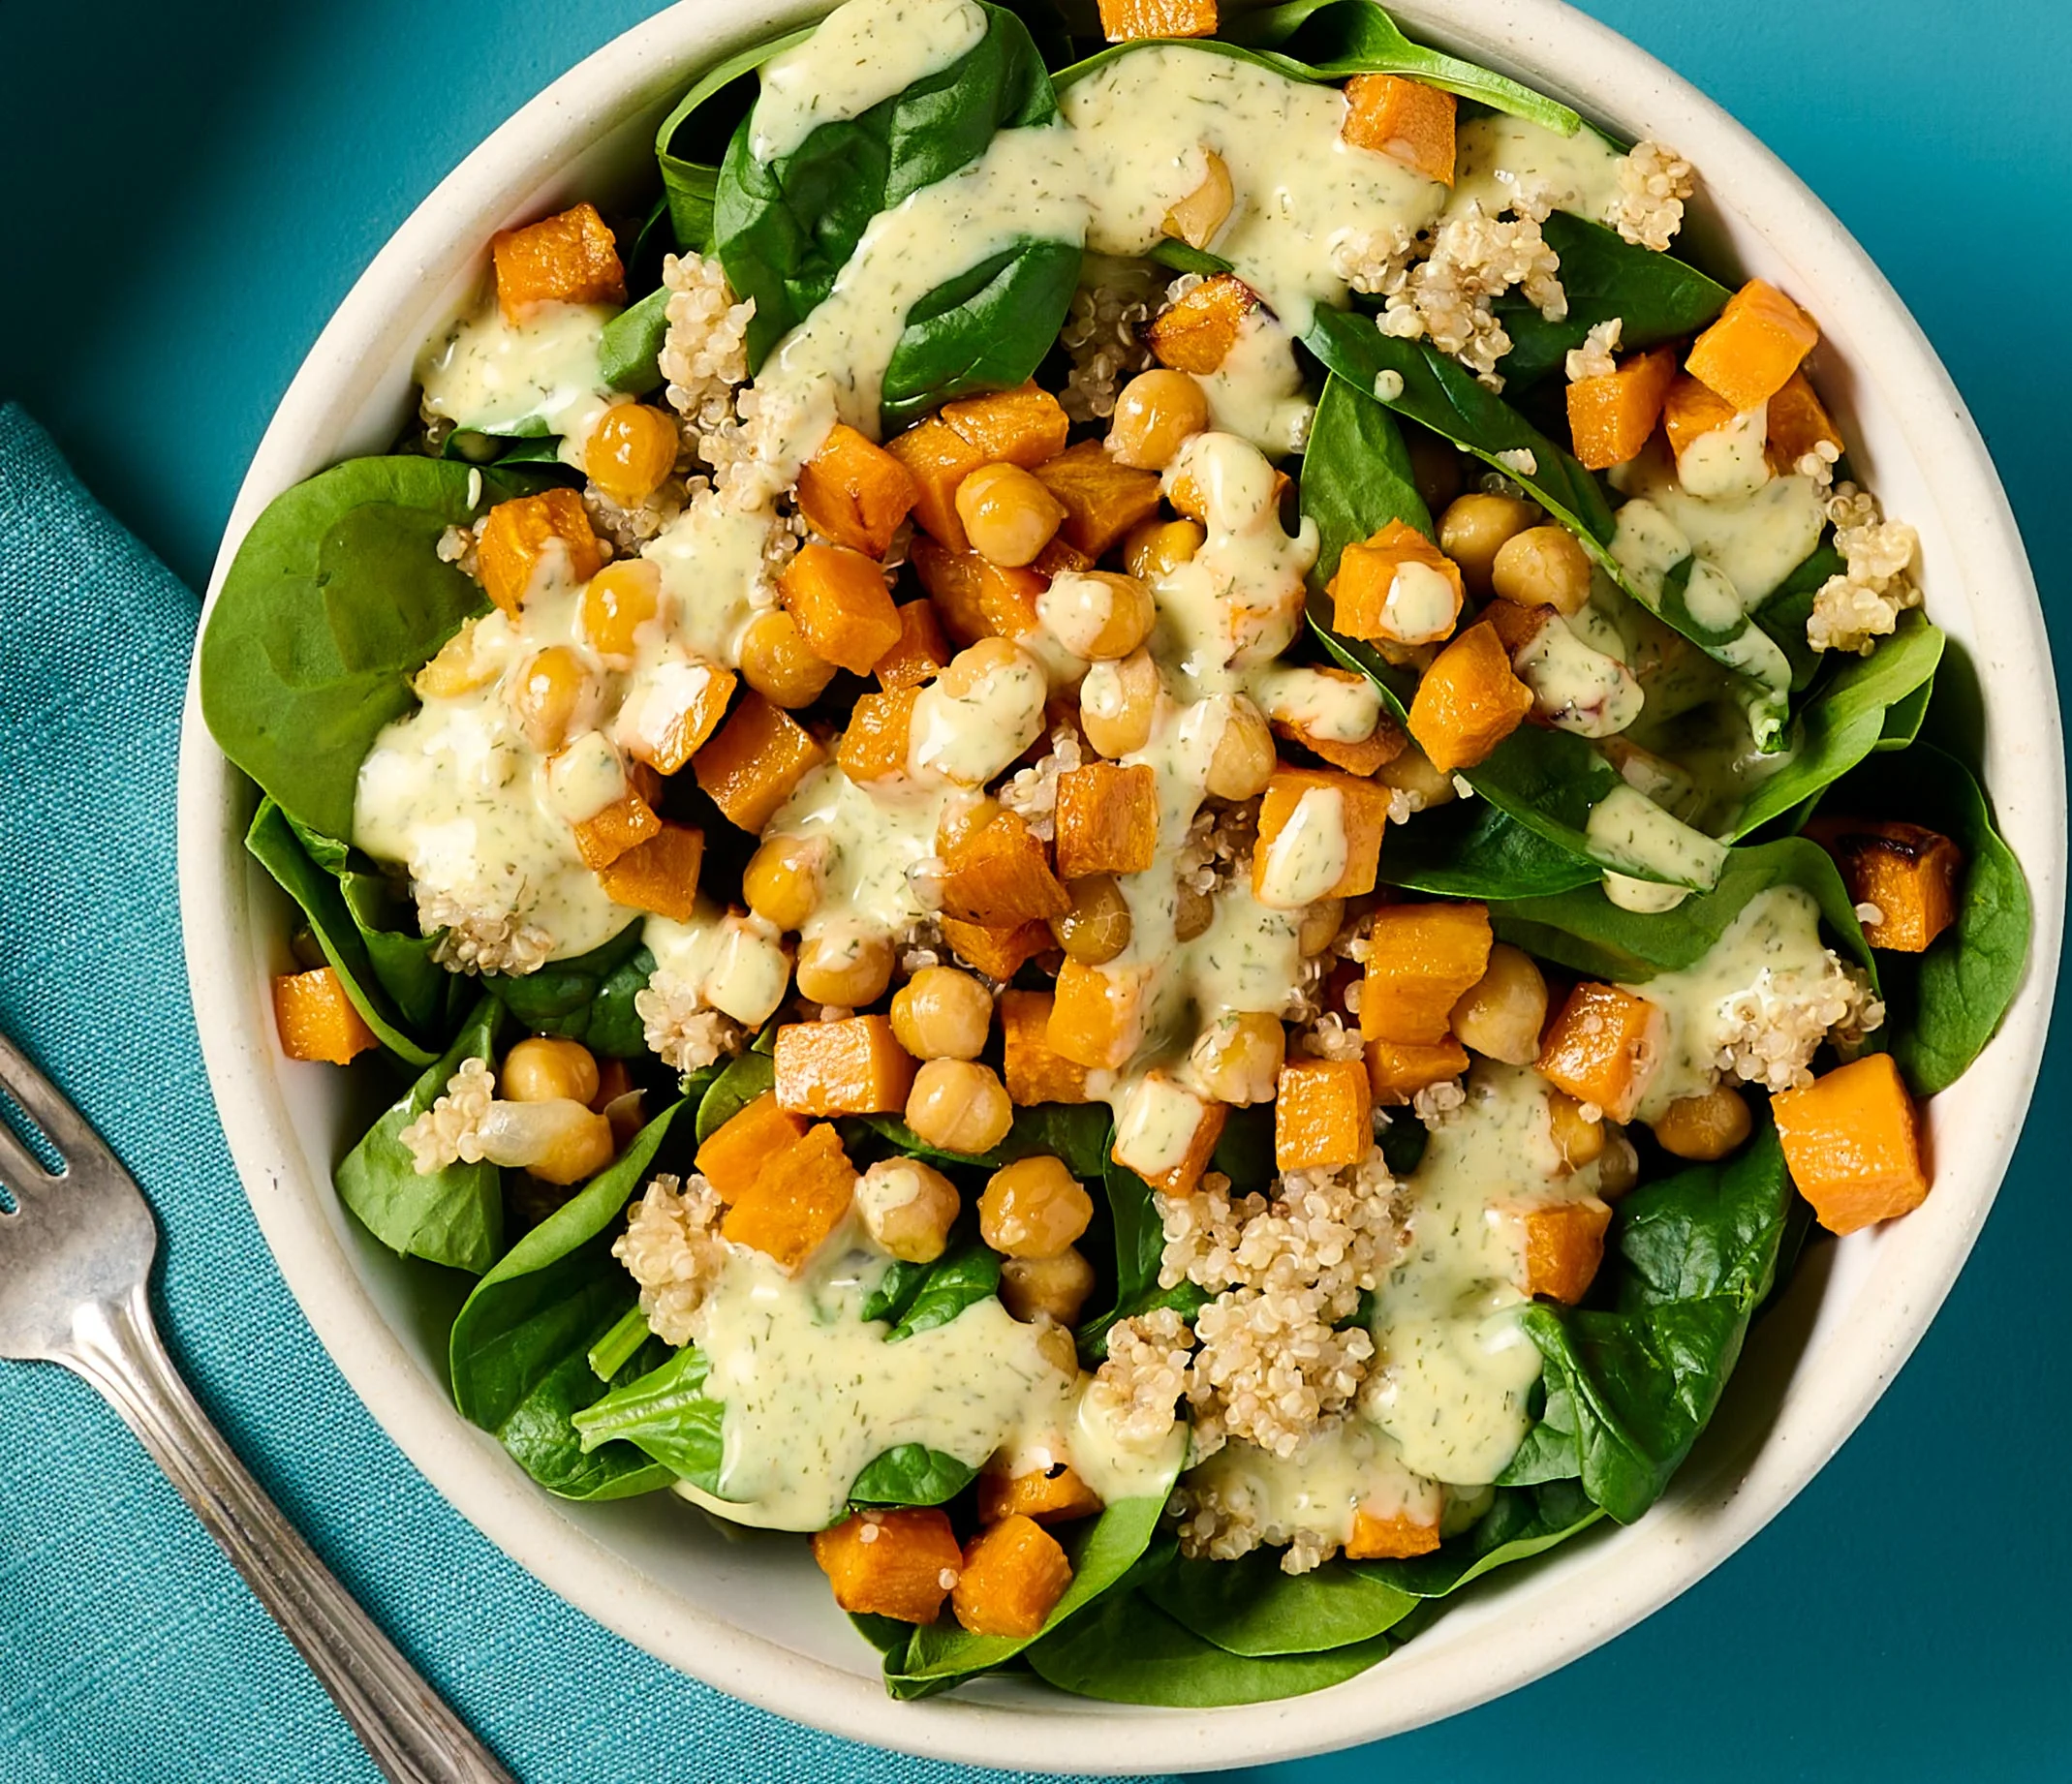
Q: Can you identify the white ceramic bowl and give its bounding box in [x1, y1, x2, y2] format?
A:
[177, 0, 2064, 1769]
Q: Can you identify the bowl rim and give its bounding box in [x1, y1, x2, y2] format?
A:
[176, 0, 2064, 1769]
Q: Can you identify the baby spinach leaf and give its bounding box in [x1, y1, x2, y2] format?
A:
[1352, 1479, 1600, 1595]
[1298, 370, 1432, 585]
[850, 1445, 980, 1507]
[1752, 542, 1840, 693]
[1875, 674, 1934, 754]
[695, 1047, 775, 1141]
[1146, 1550, 1418, 1656]
[569, 1341, 726, 1492]
[1377, 1110, 1428, 1177]
[880, 237, 1082, 429]
[884, 1242, 1002, 1341]
[1211, 1105, 1276, 1191]
[656, 27, 815, 254]
[586, 1305, 652, 1383]
[1382, 800, 1603, 899]
[479, 924, 648, 1047]
[335, 998, 506, 1273]
[599, 285, 670, 394]
[1076, 1157, 1206, 1360]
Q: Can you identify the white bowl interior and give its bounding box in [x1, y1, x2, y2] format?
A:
[176, 0, 2064, 1770]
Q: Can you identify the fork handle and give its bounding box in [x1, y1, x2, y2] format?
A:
[58, 1287, 516, 1784]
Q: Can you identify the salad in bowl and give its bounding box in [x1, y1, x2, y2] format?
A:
[198, 0, 2032, 1708]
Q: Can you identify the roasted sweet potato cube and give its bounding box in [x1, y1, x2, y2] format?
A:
[977, 1464, 1103, 1525]
[1329, 518, 1466, 647]
[597, 819, 704, 921]
[940, 381, 1071, 469]
[1049, 958, 1151, 1072]
[951, 1514, 1073, 1638]
[271, 969, 379, 1064]
[1660, 373, 1738, 463]
[1268, 667, 1407, 776]
[836, 687, 920, 784]
[1480, 596, 1555, 663]
[1685, 279, 1819, 412]
[1503, 1195, 1614, 1303]
[1097, 0, 1216, 40]
[1034, 537, 1095, 579]
[1341, 74, 1457, 185]
[1168, 463, 1290, 526]
[572, 786, 662, 870]
[1361, 903, 1493, 1045]
[1535, 982, 1665, 1124]
[693, 692, 826, 834]
[780, 542, 904, 676]
[1276, 1058, 1375, 1171]
[773, 1014, 917, 1117]
[1252, 768, 1390, 907]
[909, 536, 1045, 646]
[1345, 1504, 1441, 1560]
[1407, 621, 1534, 773]
[1112, 1072, 1225, 1194]
[1364, 1036, 1469, 1106]
[1054, 762, 1160, 879]
[1002, 990, 1094, 1105]
[1144, 272, 1257, 376]
[478, 488, 603, 617]
[939, 813, 1069, 928]
[1032, 441, 1165, 561]
[1764, 371, 1843, 476]
[694, 1090, 808, 1204]
[876, 600, 951, 690]
[884, 417, 988, 551]
[720, 1120, 857, 1271]
[941, 915, 1055, 983]
[622, 659, 735, 776]
[1567, 345, 1681, 471]
[813, 1508, 964, 1624]
[491, 200, 624, 322]
[795, 422, 919, 558]
[1774, 1053, 1929, 1237]
[1807, 817, 1963, 953]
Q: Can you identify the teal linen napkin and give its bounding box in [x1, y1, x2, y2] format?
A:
[0, 405, 1168, 1784]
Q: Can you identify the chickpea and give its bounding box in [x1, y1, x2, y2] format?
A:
[743, 834, 828, 933]
[510, 646, 592, 754]
[1376, 743, 1457, 809]
[478, 1099, 615, 1186]
[1598, 1127, 1640, 1198]
[1451, 944, 1549, 1065]
[580, 559, 664, 663]
[1124, 516, 1204, 583]
[1297, 897, 1345, 957]
[1107, 369, 1211, 471]
[1050, 876, 1133, 965]
[528, 1111, 617, 1186]
[794, 926, 894, 1007]
[905, 1059, 1013, 1154]
[937, 791, 1002, 856]
[856, 1158, 963, 1264]
[1079, 647, 1160, 758]
[1652, 1085, 1752, 1162]
[1036, 569, 1155, 661]
[954, 463, 1065, 568]
[1546, 1092, 1605, 1173]
[501, 1036, 602, 1105]
[890, 967, 994, 1061]
[1407, 431, 1464, 514]
[999, 1247, 1097, 1326]
[1034, 1320, 1081, 1376]
[1174, 879, 1214, 942]
[980, 1154, 1094, 1258]
[1160, 149, 1233, 250]
[1190, 1012, 1285, 1105]
[1438, 493, 1537, 596]
[583, 402, 679, 508]
[1492, 525, 1593, 617]
[1204, 694, 1277, 800]
[738, 608, 836, 709]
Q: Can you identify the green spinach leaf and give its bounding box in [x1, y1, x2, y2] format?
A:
[881, 237, 1083, 428]
[569, 1341, 726, 1491]
[599, 285, 670, 393]
[850, 1445, 980, 1507]
[656, 28, 815, 254]
[1145, 1550, 1418, 1656]
[1211, 1104, 1276, 1190]
[1752, 542, 1840, 693]
[1381, 800, 1603, 899]
[1298, 370, 1431, 586]
[883, 1241, 1002, 1341]
[1076, 1156, 1207, 1359]
[854, 1101, 1111, 1179]
[479, 924, 648, 1048]
[695, 1047, 776, 1141]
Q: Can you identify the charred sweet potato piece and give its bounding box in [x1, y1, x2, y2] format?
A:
[1806, 817, 1963, 953]
[774, 1014, 917, 1118]
[1364, 1036, 1469, 1106]
[938, 812, 1069, 928]
[1276, 1058, 1375, 1171]
[491, 200, 624, 321]
[977, 1464, 1103, 1525]
[478, 488, 603, 617]
[597, 819, 704, 922]
[813, 1508, 964, 1623]
[1361, 903, 1493, 1045]
[795, 422, 918, 558]
[720, 1120, 857, 1272]
[1097, 0, 1216, 40]
[1567, 345, 1681, 471]
[1774, 1053, 1929, 1236]
[1660, 373, 1739, 462]
[1685, 279, 1819, 412]
[1341, 74, 1457, 185]
[1002, 990, 1094, 1105]
[623, 660, 736, 776]
[693, 692, 826, 834]
[1407, 621, 1534, 773]
[909, 535, 1045, 646]
[941, 915, 1055, 983]
[1144, 272, 1257, 376]
[1252, 768, 1390, 907]
[1049, 958, 1152, 1072]
[1344, 1505, 1441, 1560]
[1054, 762, 1160, 879]
[884, 416, 988, 551]
[572, 785, 663, 870]
[1535, 982, 1665, 1124]
[1764, 370, 1843, 476]
[876, 600, 952, 690]
[951, 1515, 1073, 1638]
[695, 1090, 808, 1204]
[1329, 518, 1466, 647]
[780, 542, 904, 675]
[1268, 668, 1407, 776]
[1503, 1195, 1614, 1303]
[271, 969, 379, 1064]
[1113, 1071, 1225, 1195]
[1032, 441, 1165, 561]
[941, 381, 1071, 469]
[836, 686, 921, 784]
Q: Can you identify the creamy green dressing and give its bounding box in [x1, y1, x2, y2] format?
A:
[1585, 783, 1729, 889]
[1184, 1417, 1440, 1546]
[749, 0, 986, 165]
[1193, 313, 1315, 457]
[1614, 442, 1826, 609]
[646, 903, 792, 1029]
[417, 300, 619, 466]
[1448, 113, 1624, 223]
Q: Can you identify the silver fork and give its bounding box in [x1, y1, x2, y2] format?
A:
[0, 1027, 515, 1784]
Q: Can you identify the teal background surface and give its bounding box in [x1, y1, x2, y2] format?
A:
[1, 2, 2066, 1780]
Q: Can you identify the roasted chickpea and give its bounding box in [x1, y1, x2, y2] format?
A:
[579, 559, 664, 663]
[1124, 516, 1205, 583]
[510, 646, 591, 754]
[890, 967, 994, 1061]
[794, 926, 894, 1007]
[905, 1059, 1014, 1154]
[980, 1154, 1094, 1258]
[1652, 1085, 1752, 1161]
[856, 1158, 963, 1264]
[1547, 1092, 1605, 1173]
[1050, 876, 1133, 965]
[1451, 944, 1549, 1065]
[1204, 694, 1277, 800]
[1160, 149, 1233, 250]
[1079, 647, 1160, 758]
[1492, 525, 1593, 617]
[583, 402, 679, 508]
[1174, 879, 1214, 942]
[1190, 1012, 1285, 1105]
[1297, 897, 1345, 957]
[1376, 742, 1457, 809]
[501, 1036, 602, 1105]
[999, 1247, 1097, 1325]
[1107, 369, 1211, 471]
[1598, 1127, 1640, 1198]
[1407, 431, 1464, 514]
[1036, 569, 1155, 661]
[742, 834, 829, 933]
[955, 463, 1065, 568]
[1438, 493, 1537, 595]
[477, 1099, 615, 1186]
[738, 608, 836, 708]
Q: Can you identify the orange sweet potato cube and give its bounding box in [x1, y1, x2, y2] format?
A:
[836, 686, 920, 783]
[1361, 903, 1494, 1045]
[1341, 74, 1457, 185]
[1144, 272, 1257, 376]
[938, 813, 1069, 928]
[977, 1464, 1103, 1525]
[1269, 667, 1407, 776]
[1001, 990, 1094, 1105]
[951, 1515, 1073, 1638]
[1097, 0, 1216, 40]
[693, 692, 827, 834]
[1344, 1505, 1441, 1560]
[780, 542, 904, 676]
[909, 536, 1045, 646]
[795, 422, 919, 558]
[1503, 1195, 1614, 1304]
[478, 488, 603, 617]
[1685, 279, 1819, 412]
[940, 381, 1071, 469]
[1806, 817, 1963, 954]
[1034, 537, 1096, 580]
[1276, 1058, 1375, 1171]
[1661, 373, 1739, 462]
[773, 1014, 917, 1117]
[1535, 982, 1666, 1124]
[1252, 768, 1391, 907]
[884, 417, 988, 551]
[813, 1508, 964, 1624]
[1329, 518, 1466, 646]
[1054, 762, 1160, 879]
[625, 659, 735, 776]
[720, 1120, 857, 1271]
[1114, 1073, 1227, 1195]
[572, 785, 663, 870]
[1764, 370, 1843, 476]
[271, 969, 379, 1064]
[491, 201, 625, 322]
[596, 819, 704, 921]
[1032, 441, 1165, 561]
[941, 916, 1055, 983]
[1364, 1037, 1469, 1106]
[1567, 345, 1681, 471]
[1049, 958, 1152, 1072]
[876, 600, 951, 690]
[1773, 1053, 1929, 1237]
[1407, 621, 1534, 773]
[694, 1090, 808, 1204]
